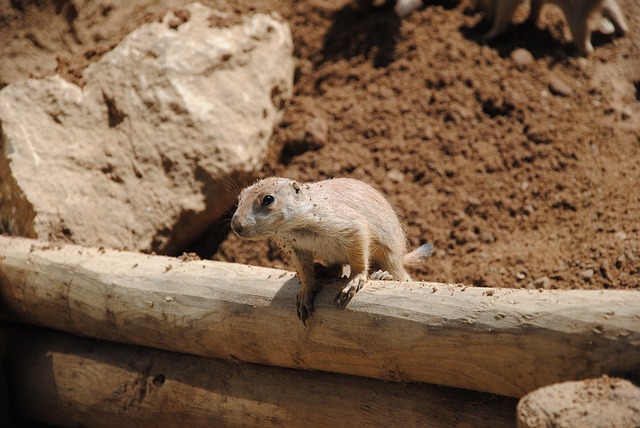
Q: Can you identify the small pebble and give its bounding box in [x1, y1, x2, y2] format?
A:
[511, 48, 534, 70]
[527, 276, 552, 290]
[575, 57, 589, 70]
[580, 269, 594, 280]
[615, 231, 627, 241]
[549, 75, 573, 97]
[394, 0, 423, 17]
[387, 169, 405, 183]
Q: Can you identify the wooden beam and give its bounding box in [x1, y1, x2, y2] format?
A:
[0, 236, 639, 398]
[2, 325, 516, 427]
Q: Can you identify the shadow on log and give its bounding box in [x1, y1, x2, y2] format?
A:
[1, 325, 517, 427]
[0, 236, 639, 398]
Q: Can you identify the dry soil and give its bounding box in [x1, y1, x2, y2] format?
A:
[2, 0, 639, 290]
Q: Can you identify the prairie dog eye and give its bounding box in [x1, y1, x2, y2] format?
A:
[261, 195, 275, 207]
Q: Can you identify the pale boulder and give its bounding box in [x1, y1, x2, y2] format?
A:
[0, 3, 294, 253]
[517, 376, 640, 428]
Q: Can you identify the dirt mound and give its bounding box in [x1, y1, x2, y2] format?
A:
[2, 0, 639, 290]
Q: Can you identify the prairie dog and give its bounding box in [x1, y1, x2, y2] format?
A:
[231, 177, 432, 323]
[351, 0, 424, 17]
[479, 0, 628, 55]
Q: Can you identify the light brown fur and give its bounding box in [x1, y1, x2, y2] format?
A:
[351, 0, 423, 17]
[478, 0, 628, 55]
[231, 177, 432, 323]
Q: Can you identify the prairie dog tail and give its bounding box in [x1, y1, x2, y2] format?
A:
[404, 243, 433, 266]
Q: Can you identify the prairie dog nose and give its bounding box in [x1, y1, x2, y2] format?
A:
[230, 216, 243, 235]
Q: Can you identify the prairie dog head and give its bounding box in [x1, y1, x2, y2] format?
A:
[231, 177, 305, 240]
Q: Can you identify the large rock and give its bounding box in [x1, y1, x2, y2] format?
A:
[517, 376, 640, 428]
[0, 3, 293, 254]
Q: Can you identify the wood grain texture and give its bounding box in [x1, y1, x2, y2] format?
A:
[0, 236, 639, 398]
[2, 325, 516, 427]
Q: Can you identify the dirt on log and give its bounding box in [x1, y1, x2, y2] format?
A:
[0, 236, 638, 399]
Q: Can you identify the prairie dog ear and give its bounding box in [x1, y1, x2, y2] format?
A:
[292, 181, 301, 194]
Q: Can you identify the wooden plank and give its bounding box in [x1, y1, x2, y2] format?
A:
[2, 325, 516, 427]
[0, 236, 639, 398]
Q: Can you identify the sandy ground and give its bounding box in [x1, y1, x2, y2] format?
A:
[1, 0, 639, 290]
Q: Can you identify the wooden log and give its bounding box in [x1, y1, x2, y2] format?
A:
[2, 325, 517, 428]
[0, 236, 639, 398]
